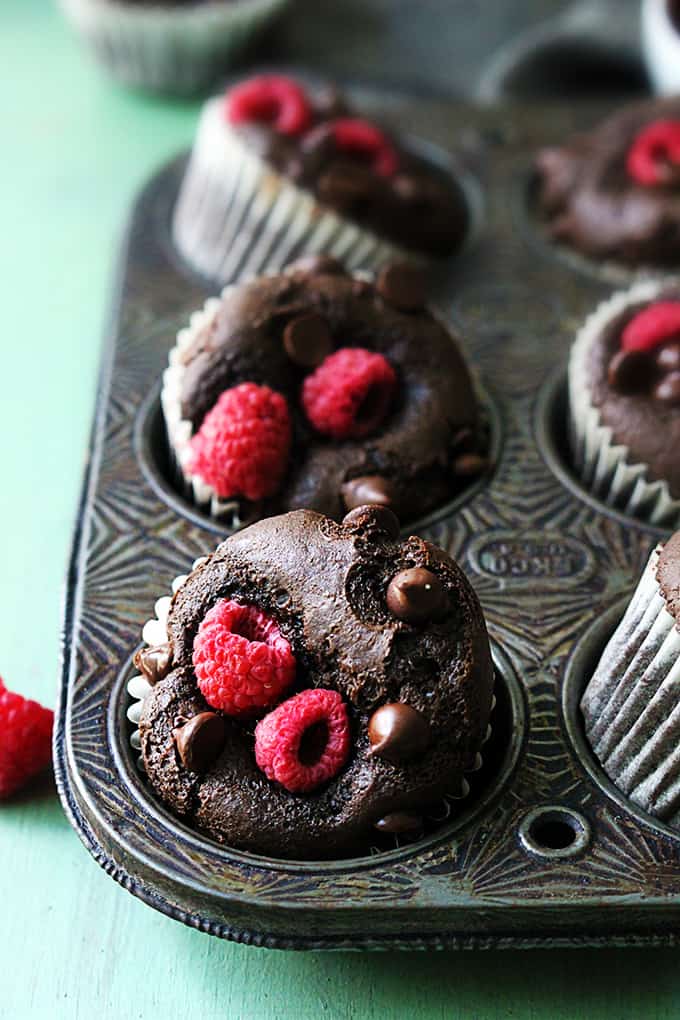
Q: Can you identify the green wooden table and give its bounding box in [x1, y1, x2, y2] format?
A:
[2, 1, 680, 1017]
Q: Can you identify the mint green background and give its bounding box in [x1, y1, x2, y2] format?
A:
[2, 2, 679, 1017]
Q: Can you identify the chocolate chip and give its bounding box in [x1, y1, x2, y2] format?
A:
[386, 567, 445, 623]
[342, 504, 401, 539]
[134, 643, 172, 686]
[654, 370, 680, 406]
[391, 173, 423, 202]
[451, 426, 476, 454]
[392, 173, 442, 210]
[656, 341, 680, 372]
[173, 712, 226, 774]
[607, 349, 653, 394]
[453, 452, 489, 478]
[317, 166, 370, 211]
[368, 703, 430, 763]
[341, 475, 395, 511]
[287, 255, 346, 277]
[301, 122, 336, 158]
[352, 279, 372, 299]
[283, 313, 333, 368]
[376, 263, 426, 312]
[313, 85, 348, 119]
[373, 811, 423, 835]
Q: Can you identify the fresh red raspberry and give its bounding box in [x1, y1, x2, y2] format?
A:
[621, 301, 680, 352]
[188, 383, 291, 502]
[0, 679, 53, 799]
[254, 688, 350, 793]
[327, 118, 399, 177]
[301, 347, 397, 439]
[225, 75, 311, 136]
[627, 120, 680, 186]
[192, 599, 296, 717]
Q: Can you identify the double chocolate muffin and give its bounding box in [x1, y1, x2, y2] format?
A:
[58, 0, 287, 96]
[535, 98, 680, 266]
[172, 74, 470, 283]
[162, 258, 488, 525]
[582, 532, 680, 825]
[222, 76, 468, 259]
[136, 506, 495, 859]
[569, 281, 680, 526]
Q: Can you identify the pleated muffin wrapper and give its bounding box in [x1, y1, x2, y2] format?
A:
[127, 563, 495, 853]
[171, 96, 437, 286]
[582, 544, 680, 826]
[568, 279, 680, 528]
[58, 0, 288, 97]
[160, 269, 488, 527]
[161, 281, 268, 526]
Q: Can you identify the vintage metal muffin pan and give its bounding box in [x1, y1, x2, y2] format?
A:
[54, 87, 680, 949]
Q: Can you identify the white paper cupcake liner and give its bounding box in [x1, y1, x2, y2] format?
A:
[582, 545, 680, 825]
[642, 0, 680, 96]
[568, 279, 680, 527]
[128, 562, 494, 851]
[160, 287, 248, 524]
[127, 557, 209, 770]
[160, 269, 480, 526]
[171, 97, 427, 286]
[58, 0, 288, 96]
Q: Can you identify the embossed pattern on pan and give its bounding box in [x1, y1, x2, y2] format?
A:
[55, 91, 680, 949]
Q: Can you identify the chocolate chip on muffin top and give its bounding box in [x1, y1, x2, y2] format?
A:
[224, 75, 468, 257]
[164, 259, 488, 524]
[139, 507, 495, 859]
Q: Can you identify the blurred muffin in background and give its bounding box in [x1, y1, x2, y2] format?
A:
[172, 73, 471, 284]
[568, 279, 680, 528]
[58, 0, 289, 96]
[535, 98, 680, 267]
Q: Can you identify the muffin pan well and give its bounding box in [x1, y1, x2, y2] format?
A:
[55, 88, 680, 948]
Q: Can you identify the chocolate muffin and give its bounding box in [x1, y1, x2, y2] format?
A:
[58, 0, 287, 96]
[535, 98, 680, 266]
[135, 506, 495, 859]
[172, 74, 470, 284]
[162, 258, 488, 526]
[582, 532, 680, 825]
[569, 280, 680, 526]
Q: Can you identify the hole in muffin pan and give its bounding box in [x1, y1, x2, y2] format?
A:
[518, 170, 670, 287]
[111, 639, 526, 868]
[561, 599, 680, 844]
[518, 806, 591, 859]
[158, 133, 486, 293]
[534, 366, 672, 539]
[135, 377, 504, 539]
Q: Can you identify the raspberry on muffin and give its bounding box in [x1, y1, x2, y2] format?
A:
[535, 98, 680, 266]
[172, 74, 470, 284]
[136, 506, 495, 859]
[161, 259, 488, 526]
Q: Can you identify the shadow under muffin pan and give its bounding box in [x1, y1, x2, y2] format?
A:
[56, 85, 680, 950]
